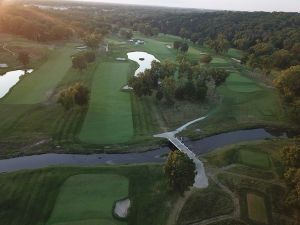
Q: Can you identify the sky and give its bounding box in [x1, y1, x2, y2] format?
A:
[80, 0, 300, 12]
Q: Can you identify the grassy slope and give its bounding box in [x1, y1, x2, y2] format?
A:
[2, 44, 76, 104]
[47, 174, 128, 225]
[239, 149, 271, 169]
[177, 183, 234, 225]
[0, 165, 177, 225]
[185, 70, 287, 138]
[247, 193, 268, 224]
[79, 62, 134, 144]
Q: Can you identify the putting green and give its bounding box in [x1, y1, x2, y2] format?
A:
[79, 62, 134, 144]
[247, 193, 268, 224]
[211, 57, 228, 64]
[226, 73, 261, 93]
[239, 149, 270, 169]
[2, 44, 76, 104]
[47, 174, 128, 225]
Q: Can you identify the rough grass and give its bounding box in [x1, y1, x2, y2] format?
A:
[1, 44, 76, 104]
[47, 174, 128, 225]
[0, 165, 177, 225]
[239, 149, 271, 169]
[79, 62, 134, 144]
[177, 183, 234, 225]
[247, 193, 268, 224]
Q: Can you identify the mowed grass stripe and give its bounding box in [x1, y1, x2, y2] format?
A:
[247, 193, 268, 224]
[1, 44, 76, 104]
[46, 174, 128, 225]
[79, 62, 134, 144]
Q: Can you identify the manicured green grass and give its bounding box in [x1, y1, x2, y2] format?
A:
[226, 73, 261, 93]
[1, 44, 76, 104]
[177, 184, 234, 225]
[227, 48, 244, 60]
[47, 174, 128, 225]
[0, 165, 177, 225]
[204, 140, 279, 169]
[79, 62, 134, 144]
[211, 57, 228, 64]
[247, 193, 268, 224]
[239, 149, 270, 169]
[185, 71, 287, 137]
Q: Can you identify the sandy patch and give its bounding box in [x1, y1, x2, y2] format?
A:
[114, 198, 130, 218]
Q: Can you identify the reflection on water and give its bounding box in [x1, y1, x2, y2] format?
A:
[0, 69, 33, 99]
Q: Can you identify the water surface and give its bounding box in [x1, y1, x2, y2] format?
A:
[0, 128, 284, 173]
[0, 69, 33, 99]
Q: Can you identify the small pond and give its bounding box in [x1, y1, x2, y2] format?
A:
[0, 69, 33, 99]
[127, 52, 159, 77]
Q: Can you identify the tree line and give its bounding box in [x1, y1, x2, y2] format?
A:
[129, 51, 229, 105]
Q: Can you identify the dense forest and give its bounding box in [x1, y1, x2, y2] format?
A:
[3, 2, 299, 72]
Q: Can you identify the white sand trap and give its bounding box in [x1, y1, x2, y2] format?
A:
[114, 198, 131, 218]
[122, 85, 133, 91]
[231, 58, 241, 63]
[166, 44, 172, 49]
[0, 64, 8, 68]
[127, 52, 159, 77]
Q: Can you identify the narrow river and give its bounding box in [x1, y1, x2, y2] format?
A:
[0, 128, 285, 173]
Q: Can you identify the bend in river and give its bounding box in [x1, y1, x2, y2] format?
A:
[0, 69, 33, 99]
[127, 52, 159, 77]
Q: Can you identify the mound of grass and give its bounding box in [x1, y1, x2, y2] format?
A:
[47, 174, 128, 225]
[79, 62, 134, 144]
[247, 193, 268, 224]
[238, 149, 271, 169]
[226, 165, 275, 180]
[0, 165, 177, 225]
[177, 184, 234, 224]
[226, 73, 261, 93]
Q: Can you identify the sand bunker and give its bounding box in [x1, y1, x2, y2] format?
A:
[114, 198, 130, 218]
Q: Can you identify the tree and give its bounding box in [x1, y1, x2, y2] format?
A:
[179, 61, 192, 79]
[161, 60, 177, 78]
[162, 77, 176, 104]
[18, 51, 30, 67]
[200, 55, 213, 64]
[275, 65, 300, 102]
[207, 34, 230, 53]
[72, 55, 87, 72]
[156, 89, 164, 101]
[164, 151, 196, 195]
[83, 33, 102, 50]
[195, 79, 208, 101]
[281, 143, 300, 168]
[119, 28, 133, 39]
[210, 68, 230, 86]
[57, 82, 90, 110]
[174, 41, 181, 50]
[180, 43, 189, 53]
[272, 49, 293, 70]
[84, 51, 96, 63]
[58, 88, 75, 111]
[73, 83, 90, 106]
[280, 140, 300, 209]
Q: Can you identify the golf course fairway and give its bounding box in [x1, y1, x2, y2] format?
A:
[79, 62, 134, 144]
[46, 174, 128, 225]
